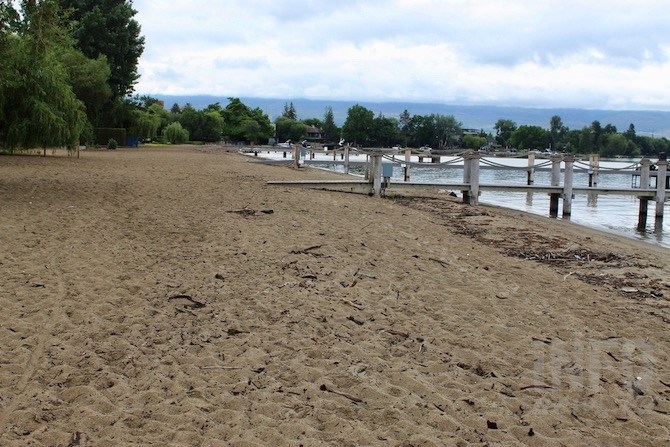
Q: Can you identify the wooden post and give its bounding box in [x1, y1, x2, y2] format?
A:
[364, 154, 370, 180]
[638, 158, 652, 230]
[404, 149, 411, 181]
[527, 151, 536, 185]
[344, 145, 350, 175]
[562, 155, 575, 217]
[371, 154, 383, 197]
[462, 150, 480, 205]
[588, 153, 600, 187]
[655, 154, 667, 218]
[293, 145, 300, 169]
[549, 154, 562, 217]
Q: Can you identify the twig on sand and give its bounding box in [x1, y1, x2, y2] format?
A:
[290, 244, 323, 254]
[520, 384, 554, 391]
[200, 365, 242, 370]
[380, 328, 410, 338]
[342, 299, 364, 311]
[320, 384, 364, 403]
[429, 257, 449, 268]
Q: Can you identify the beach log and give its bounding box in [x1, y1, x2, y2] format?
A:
[562, 155, 575, 217]
[656, 154, 667, 218]
[549, 154, 562, 217]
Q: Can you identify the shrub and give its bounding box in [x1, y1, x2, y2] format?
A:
[107, 138, 118, 150]
[165, 122, 189, 144]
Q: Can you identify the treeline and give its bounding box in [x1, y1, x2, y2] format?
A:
[494, 116, 670, 157]
[0, 0, 144, 151]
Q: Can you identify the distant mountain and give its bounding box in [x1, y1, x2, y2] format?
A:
[156, 95, 670, 138]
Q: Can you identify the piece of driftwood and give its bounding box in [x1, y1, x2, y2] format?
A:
[319, 384, 363, 403]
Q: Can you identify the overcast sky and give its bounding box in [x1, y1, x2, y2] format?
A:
[133, 0, 670, 111]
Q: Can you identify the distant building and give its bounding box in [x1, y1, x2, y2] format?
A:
[306, 125, 323, 142]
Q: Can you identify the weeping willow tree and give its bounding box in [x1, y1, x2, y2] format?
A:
[0, 0, 86, 152]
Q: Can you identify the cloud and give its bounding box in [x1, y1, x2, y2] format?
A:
[132, 0, 670, 110]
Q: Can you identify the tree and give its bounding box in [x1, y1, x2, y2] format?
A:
[282, 101, 297, 120]
[164, 122, 188, 144]
[0, 0, 87, 151]
[342, 104, 374, 146]
[59, 0, 145, 99]
[398, 109, 412, 147]
[494, 119, 517, 147]
[577, 127, 594, 154]
[549, 115, 567, 150]
[321, 106, 339, 143]
[591, 120, 604, 151]
[179, 104, 224, 142]
[370, 113, 399, 147]
[221, 97, 273, 143]
[624, 123, 636, 141]
[60, 49, 112, 124]
[509, 125, 549, 150]
[274, 116, 306, 142]
[463, 134, 487, 149]
[434, 114, 461, 149]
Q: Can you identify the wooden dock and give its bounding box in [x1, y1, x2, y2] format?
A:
[267, 147, 668, 228]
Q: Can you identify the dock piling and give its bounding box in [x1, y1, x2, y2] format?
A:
[549, 155, 562, 217]
[562, 155, 575, 217]
[656, 153, 667, 218]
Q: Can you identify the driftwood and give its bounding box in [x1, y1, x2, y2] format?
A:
[319, 384, 364, 403]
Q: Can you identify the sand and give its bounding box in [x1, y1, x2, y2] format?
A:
[1, 145, 669, 447]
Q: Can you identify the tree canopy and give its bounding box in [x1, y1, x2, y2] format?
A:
[0, 0, 87, 151]
[59, 0, 144, 100]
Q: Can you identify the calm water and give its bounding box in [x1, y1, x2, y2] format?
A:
[255, 151, 669, 248]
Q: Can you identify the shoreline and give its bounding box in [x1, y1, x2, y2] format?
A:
[1, 145, 669, 446]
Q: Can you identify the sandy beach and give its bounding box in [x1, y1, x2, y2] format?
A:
[1, 145, 669, 447]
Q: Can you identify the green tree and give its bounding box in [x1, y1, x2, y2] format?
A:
[549, 115, 567, 150]
[398, 109, 412, 147]
[282, 101, 297, 120]
[60, 49, 112, 124]
[463, 134, 487, 149]
[494, 119, 517, 147]
[0, 0, 86, 151]
[408, 114, 436, 148]
[59, 0, 145, 99]
[434, 114, 461, 149]
[321, 106, 340, 143]
[164, 121, 189, 144]
[577, 127, 594, 154]
[179, 105, 224, 142]
[274, 116, 306, 142]
[509, 125, 549, 150]
[342, 104, 374, 146]
[370, 113, 399, 147]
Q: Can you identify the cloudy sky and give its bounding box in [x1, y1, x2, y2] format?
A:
[133, 0, 670, 110]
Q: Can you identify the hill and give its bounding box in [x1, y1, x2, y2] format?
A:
[156, 95, 670, 138]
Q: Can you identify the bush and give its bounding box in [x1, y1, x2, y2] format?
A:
[107, 138, 118, 150]
[165, 122, 189, 144]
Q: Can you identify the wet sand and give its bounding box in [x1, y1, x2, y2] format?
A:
[1, 145, 669, 446]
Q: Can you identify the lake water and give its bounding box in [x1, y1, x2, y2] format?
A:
[254, 151, 669, 248]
